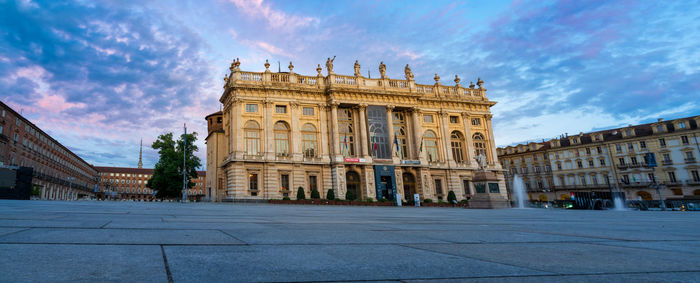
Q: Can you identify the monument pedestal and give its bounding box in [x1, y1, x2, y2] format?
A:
[468, 170, 511, 209]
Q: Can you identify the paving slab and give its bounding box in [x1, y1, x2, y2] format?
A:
[221, 228, 451, 244]
[0, 228, 245, 245]
[163, 244, 549, 282]
[405, 242, 700, 274]
[404, 271, 700, 282]
[0, 244, 167, 282]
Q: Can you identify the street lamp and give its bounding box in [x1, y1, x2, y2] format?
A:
[67, 176, 74, 201]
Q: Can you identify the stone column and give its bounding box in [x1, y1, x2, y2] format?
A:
[462, 113, 477, 167]
[439, 111, 454, 164]
[290, 102, 301, 160]
[235, 100, 245, 158]
[319, 105, 330, 162]
[330, 101, 341, 161]
[358, 104, 370, 159]
[411, 108, 424, 162]
[386, 105, 396, 160]
[485, 114, 500, 166]
[264, 100, 274, 160]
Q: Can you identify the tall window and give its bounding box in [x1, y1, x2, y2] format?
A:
[450, 131, 466, 163]
[249, 173, 258, 195]
[244, 121, 261, 156]
[246, 104, 258, 113]
[301, 123, 317, 158]
[473, 133, 487, 158]
[392, 112, 408, 159]
[668, 171, 677, 183]
[338, 108, 355, 157]
[424, 130, 439, 162]
[274, 121, 290, 156]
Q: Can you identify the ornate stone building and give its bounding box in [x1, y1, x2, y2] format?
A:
[206, 59, 506, 206]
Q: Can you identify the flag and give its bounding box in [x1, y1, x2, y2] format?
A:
[343, 132, 348, 156]
[418, 135, 424, 154]
[372, 135, 377, 155]
[393, 134, 400, 156]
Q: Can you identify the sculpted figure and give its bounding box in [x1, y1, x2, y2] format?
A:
[404, 64, 414, 80]
[354, 60, 361, 76]
[326, 56, 336, 74]
[476, 154, 487, 170]
[379, 61, 386, 78]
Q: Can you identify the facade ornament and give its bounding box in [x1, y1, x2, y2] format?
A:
[477, 77, 484, 89]
[461, 112, 470, 119]
[379, 61, 387, 78]
[358, 103, 368, 109]
[316, 64, 323, 76]
[475, 154, 487, 170]
[223, 76, 228, 88]
[229, 58, 241, 72]
[290, 101, 299, 109]
[353, 60, 361, 76]
[386, 104, 395, 111]
[404, 64, 414, 80]
[469, 81, 475, 89]
[326, 56, 336, 75]
[288, 61, 294, 72]
[484, 114, 493, 120]
[454, 75, 461, 85]
[434, 73, 440, 84]
[264, 59, 270, 71]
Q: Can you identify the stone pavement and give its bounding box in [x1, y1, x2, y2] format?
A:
[0, 200, 698, 282]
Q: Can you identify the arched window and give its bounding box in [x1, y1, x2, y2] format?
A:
[451, 131, 466, 163]
[274, 121, 290, 156]
[244, 121, 261, 156]
[302, 123, 318, 158]
[424, 130, 439, 162]
[473, 132, 487, 158]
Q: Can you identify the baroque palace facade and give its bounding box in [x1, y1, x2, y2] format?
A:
[497, 116, 700, 203]
[206, 59, 507, 206]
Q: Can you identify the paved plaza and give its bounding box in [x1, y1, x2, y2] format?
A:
[0, 200, 698, 282]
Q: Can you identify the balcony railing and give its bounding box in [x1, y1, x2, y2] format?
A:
[616, 164, 628, 170]
[662, 160, 673, 166]
[685, 157, 696, 164]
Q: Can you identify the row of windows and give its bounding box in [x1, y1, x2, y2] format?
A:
[245, 104, 316, 116]
[243, 118, 489, 163]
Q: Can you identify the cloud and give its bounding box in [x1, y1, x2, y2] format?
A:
[228, 0, 319, 32]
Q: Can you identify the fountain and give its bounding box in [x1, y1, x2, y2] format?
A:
[512, 174, 527, 209]
[613, 195, 627, 211]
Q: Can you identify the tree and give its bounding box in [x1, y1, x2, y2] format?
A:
[147, 132, 202, 199]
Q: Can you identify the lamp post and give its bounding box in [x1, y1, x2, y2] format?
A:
[182, 123, 188, 202]
[67, 176, 74, 201]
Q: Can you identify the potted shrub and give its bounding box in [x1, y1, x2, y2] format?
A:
[296, 187, 306, 200]
[447, 191, 457, 204]
[311, 189, 320, 199]
[326, 189, 335, 200]
[346, 190, 357, 201]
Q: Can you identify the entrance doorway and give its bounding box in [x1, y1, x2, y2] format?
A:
[346, 171, 360, 200]
[402, 173, 415, 201]
[373, 165, 396, 201]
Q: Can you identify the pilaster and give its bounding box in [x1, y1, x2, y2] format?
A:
[462, 113, 477, 167]
[358, 104, 370, 160]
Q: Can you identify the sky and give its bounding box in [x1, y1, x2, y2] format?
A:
[1, 0, 699, 168]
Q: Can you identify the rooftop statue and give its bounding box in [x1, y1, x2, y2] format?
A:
[326, 56, 336, 75]
[404, 64, 414, 80]
[354, 60, 361, 76]
[379, 61, 386, 78]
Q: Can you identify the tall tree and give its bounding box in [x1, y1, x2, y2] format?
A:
[147, 132, 202, 199]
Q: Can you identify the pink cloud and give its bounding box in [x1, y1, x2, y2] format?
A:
[36, 94, 86, 113]
[228, 0, 319, 32]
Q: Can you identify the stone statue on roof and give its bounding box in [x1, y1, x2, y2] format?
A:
[326, 56, 336, 74]
[404, 64, 414, 80]
[379, 61, 386, 78]
[354, 60, 361, 76]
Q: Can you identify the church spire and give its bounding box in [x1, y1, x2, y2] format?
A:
[137, 139, 143, 169]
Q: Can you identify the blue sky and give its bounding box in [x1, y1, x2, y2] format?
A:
[1, 0, 699, 168]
